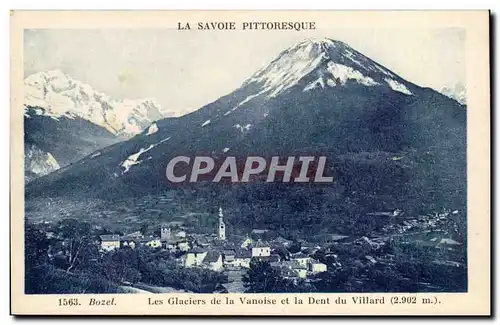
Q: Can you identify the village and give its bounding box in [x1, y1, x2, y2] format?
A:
[98, 208, 328, 292]
[93, 206, 465, 293]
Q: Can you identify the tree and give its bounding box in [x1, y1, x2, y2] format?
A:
[25, 224, 49, 270]
[314, 269, 350, 292]
[242, 260, 284, 293]
[288, 241, 301, 254]
[272, 246, 290, 261]
[140, 223, 149, 236]
[56, 219, 97, 273]
[103, 248, 141, 284]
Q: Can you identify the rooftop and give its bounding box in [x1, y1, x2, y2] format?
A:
[204, 251, 221, 263]
[282, 260, 307, 270]
[251, 229, 270, 234]
[292, 252, 310, 259]
[189, 247, 207, 254]
[235, 250, 252, 259]
[100, 234, 120, 241]
[253, 240, 270, 248]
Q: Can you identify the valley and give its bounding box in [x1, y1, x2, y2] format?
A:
[23, 37, 468, 294]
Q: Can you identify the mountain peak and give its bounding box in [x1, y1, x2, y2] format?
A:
[292, 37, 343, 50]
[240, 38, 412, 101]
[286, 38, 361, 62]
[24, 70, 165, 137]
[440, 83, 466, 105]
[25, 69, 78, 91]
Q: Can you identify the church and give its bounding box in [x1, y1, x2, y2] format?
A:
[218, 206, 226, 241]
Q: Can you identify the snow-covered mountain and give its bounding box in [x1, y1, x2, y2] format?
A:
[26, 38, 466, 222]
[440, 83, 467, 105]
[24, 70, 165, 137]
[242, 38, 413, 99]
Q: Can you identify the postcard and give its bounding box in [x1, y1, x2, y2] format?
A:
[10, 10, 490, 315]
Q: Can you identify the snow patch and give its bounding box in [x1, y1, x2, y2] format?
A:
[223, 147, 230, 153]
[120, 137, 171, 174]
[24, 145, 60, 182]
[90, 152, 101, 158]
[303, 77, 325, 91]
[327, 62, 379, 87]
[326, 79, 336, 87]
[159, 136, 172, 144]
[374, 64, 395, 77]
[146, 123, 159, 135]
[45, 153, 59, 169]
[384, 78, 412, 95]
[440, 84, 466, 105]
[121, 145, 153, 174]
[343, 49, 366, 69]
[233, 93, 260, 110]
[201, 120, 211, 127]
[234, 124, 252, 132]
[245, 41, 326, 98]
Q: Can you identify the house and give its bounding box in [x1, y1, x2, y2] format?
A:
[120, 236, 138, 249]
[251, 240, 271, 257]
[204, 251, 224, 272]
[296, 240, 314, 251]
[122, 241, 137, 249]
[160, 225, 171, 241]
[282, 261, 307, 279]
[272, 236, 292, 247]
[165, 236, 190, 251]
[251, 229, 269, 235]
[176, 230, 187, 238]
[294, 266, 308, 279]
[356, 236, 379, 249]
[280, 267, 299, 280]
[191, 234, 211, 248]
[45, 231, 55, 239]
[125, 231, 143, 238]
[292, 252, 310, 267]
[256, 254, 281, 267]
[99, 234, 121, 251]
[251, 229, 276, 240]
[240, 235, 252, 249]
[322, 234, 350, 245]
[142, 237, 162, 248]
[269, 254, 281, 267]
[177, 240, 190, 251]
[309, 260, 327, 274]
[185, 248, 208, 267]
[223, 249, 236, 264]
[233, 250, 252, 268]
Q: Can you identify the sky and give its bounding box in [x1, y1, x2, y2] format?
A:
[24, 28, 465, 116]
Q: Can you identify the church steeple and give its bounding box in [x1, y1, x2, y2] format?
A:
[218, 207, 226, 241]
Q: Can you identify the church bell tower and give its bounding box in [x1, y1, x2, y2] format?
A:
[160, 224, 171, 241]
[218, 207, 226, 241]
